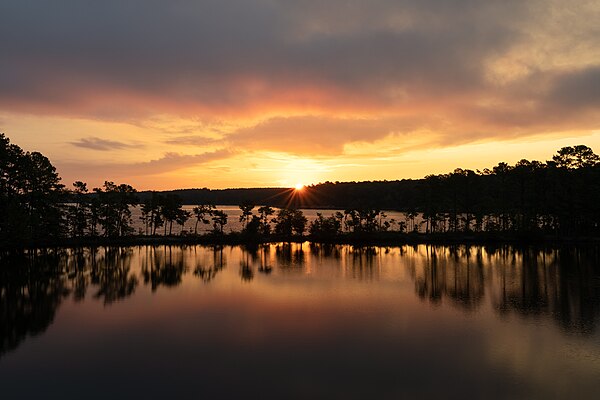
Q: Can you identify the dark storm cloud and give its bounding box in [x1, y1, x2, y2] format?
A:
[0, 1, 520, 112]
[547, 66, 600, 109]
[0, 0, 598, 150]
[463, 65, 600, 132]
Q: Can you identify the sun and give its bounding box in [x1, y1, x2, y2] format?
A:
[294, 183, 304, 191]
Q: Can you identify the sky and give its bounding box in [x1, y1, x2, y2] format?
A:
[1, 0, 599, 189]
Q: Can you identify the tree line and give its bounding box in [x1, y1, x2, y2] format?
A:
[2, 132, 600, 247]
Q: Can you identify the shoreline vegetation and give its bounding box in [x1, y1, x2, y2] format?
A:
[8, 232, 600, 252]
[3, 132, 600, 251]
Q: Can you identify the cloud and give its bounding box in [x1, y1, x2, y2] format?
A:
[546, 66, 600, 110]
[163, 114, 445, 156]
[227, 115, 422, 155]
[164, 136, 222, 147]
[459, 65, 600, 133]
[58, 149, 234, 183]
[0, 1, 522, 115]
[131, 150, 234, 174]
[70, 137, 138, 151]
[0, 0, 598, 155]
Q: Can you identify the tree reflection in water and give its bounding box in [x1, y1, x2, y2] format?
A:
[348, 246, 380, 281]
[194, 245, 226, 283]
[491, 246, 600, 334]
[69, 247, 90, 302]
[275, 242, 305, 270]
[410, 245, 600, 334]
[0, 250, 70, 358]
[238, 245, 255, 282]
[1, 243, 600, 362]
[92, 247, 138, 304]
[237, 244, 277, 282]
[411, 246, 485, 309]
[309, 243, 342, 260]
[141, 245, 187, 291]
[258, 244, 273, 274]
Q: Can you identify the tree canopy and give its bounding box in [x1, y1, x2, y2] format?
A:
[2, 131, 600, 247]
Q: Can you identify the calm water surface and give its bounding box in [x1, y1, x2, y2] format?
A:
[1, 244, 600, 399]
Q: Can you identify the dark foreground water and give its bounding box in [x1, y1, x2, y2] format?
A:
[1, 244, 600, 399]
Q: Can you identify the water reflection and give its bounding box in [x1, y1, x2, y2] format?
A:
[193, 246, 226, 283]
[141, 246, 188, 291]
[411, 246, 485, 310]
[409, 245, 600, 335]
[309, 243, 342, 259]
[0, 250, 70, 358]
[92, 247, 138, 304]
[275, 242, 306, 269]
[1, 243, 599, 363]
[348, 246, 381, 281]
[491, 246, 600, 334]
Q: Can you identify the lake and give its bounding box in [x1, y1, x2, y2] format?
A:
[1, 244, 599, 398]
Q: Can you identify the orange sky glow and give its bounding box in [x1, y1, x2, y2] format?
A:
[1, 1, 599, 190]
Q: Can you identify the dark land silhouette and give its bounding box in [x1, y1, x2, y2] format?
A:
[2, 132, 600, 249]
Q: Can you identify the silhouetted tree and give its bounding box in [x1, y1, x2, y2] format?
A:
[159, 194, 188, 236]
[239, 201, 255, 231]
[211, 210, 228, 234]
[309, 213, 342, 238]
[176, 209, 191, 234]
[140, 192, 163, 235]
[88, 196, 101, 237]
[0, 133, 64, 244]
[274, 209, 307, 236]
[4, 130, 600, 245]
[192, 204, 214, 235]
[553, 145, 600, 169]
[67, 181, 90, 238]
[257, 205, 275, 235]
[405, 210, 418, 233]
[94, 181, 138, 237]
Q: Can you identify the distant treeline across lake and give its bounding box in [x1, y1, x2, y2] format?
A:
[2, 132, 600, 248]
